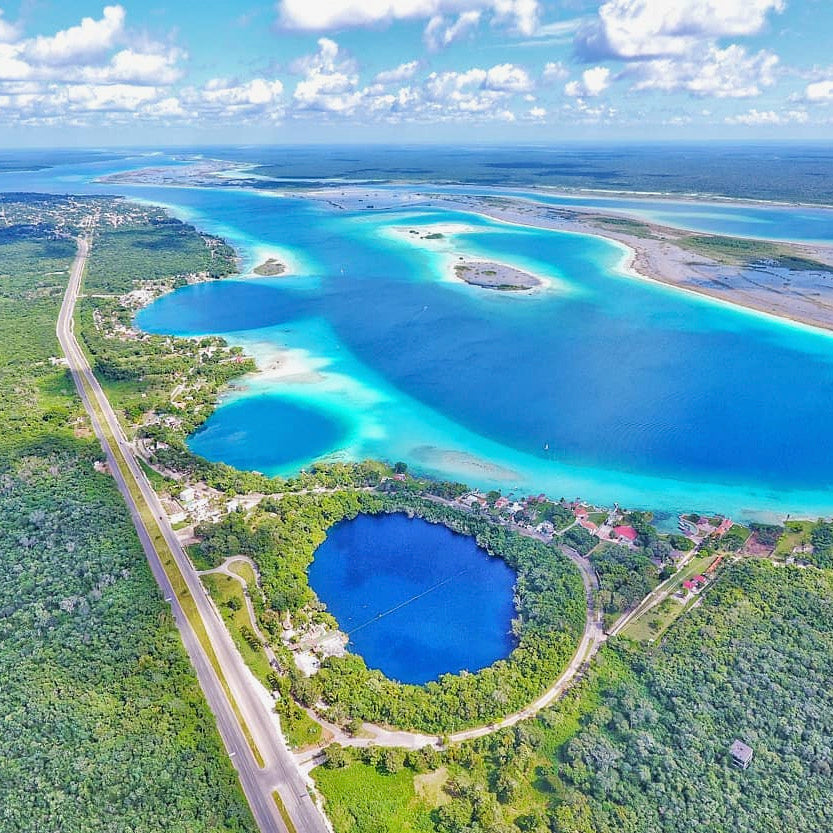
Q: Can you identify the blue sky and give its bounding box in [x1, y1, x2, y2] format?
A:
[0, 0, 830, 144]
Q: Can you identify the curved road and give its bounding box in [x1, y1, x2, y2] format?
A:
[58, 232, 329, 833]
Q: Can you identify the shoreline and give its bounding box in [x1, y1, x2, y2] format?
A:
[100, 162, 833, 212]
[406, 193, 833, 336]
[386, 223, 552, 293]
[112, 171, 833, 331]
[124, 197, 833, 521]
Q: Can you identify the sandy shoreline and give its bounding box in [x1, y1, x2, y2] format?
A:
[113, 164, 833, 331]
[388, 223, 552, 293]
[371, 190, 833, 334]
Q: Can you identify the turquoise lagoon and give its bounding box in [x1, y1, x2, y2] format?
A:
[133, 187, 833, 520]
[3, 151, 833, 519]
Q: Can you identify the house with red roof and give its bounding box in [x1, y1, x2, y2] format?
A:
[683, 575, 708, 595]
[715, 518, 734, 537]
[613, 525, 638, 544]
[706, 555, 723, 574]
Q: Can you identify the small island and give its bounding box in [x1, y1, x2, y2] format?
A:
[253, 257, 286, 276]
[454, 258, 542, 291]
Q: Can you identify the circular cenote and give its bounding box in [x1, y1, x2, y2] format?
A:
[308, 513, 517, 685]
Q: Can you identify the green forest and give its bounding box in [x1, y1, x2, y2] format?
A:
[0, 196, 255, 832]
[314, 560, 833, 833]
[195, 492, 586, 733]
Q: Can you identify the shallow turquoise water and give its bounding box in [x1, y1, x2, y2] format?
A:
[308, 513, 517, 684]
[5, 151, 833, 519]
[189, 394, 347, 472]
[131, 186, 833, 519]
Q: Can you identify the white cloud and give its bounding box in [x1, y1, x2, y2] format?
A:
[27, 5, 125, 66]
[203, 78, 284, 110]
[0, 5, 192, 126]
[806, 80, 833, 101]
[484, 63, 531, 92]
[565, 66, 610, 97]
[290, 37, 356, 76]
[542, 61, 569, 82]
[529, 105, 546, 118]
[277, 0, 539, 36]
[630, 45, 778, 98]
[59, 82, 158, 112]
[374, 61, 419, 85]
[0, 43, 31, 81]
[292, 38, 361, 113]
[562, 97, 617, 122]
[0, 10, 19, 43]
[577, 0, 784, 60]
[151, 96, 188, 118]
[725, 108, 808, 125]
[424, 10, 481, 50]
[416, 63, 531, 116]
[102, 48, 183, 85]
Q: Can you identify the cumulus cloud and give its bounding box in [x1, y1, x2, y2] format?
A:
[0, 10, 19, 43]
[542, 61, 569, 82]
[806, 80, 833, 101]
[292, 38, 361, 113]
[725, 108, 808, 125]
[564, 66, 610, 97]
[374, 61, 419, 85]
[60, 81, 156, 111]
[277, 0, 539, 37]
[202, 78, 283, 110]
[27, 5, 125, 66]
[0, 5, 193, 126]
[629, 45, 778, 98]
[576, 0, 784, 60]
[484, 63, 532, 92]
[100, 48, 183, 85]
[424, 11, 481, 50]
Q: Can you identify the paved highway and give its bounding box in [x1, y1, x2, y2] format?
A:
[58, 232, 330, 833]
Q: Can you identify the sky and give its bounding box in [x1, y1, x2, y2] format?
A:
[0, 0, 831, 145]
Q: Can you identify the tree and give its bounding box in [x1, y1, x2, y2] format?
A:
[322, 744, 349, 769]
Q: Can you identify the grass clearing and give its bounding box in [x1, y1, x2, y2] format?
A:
[229, 559, 257, 586]
[774, 520, 814, 558]
[623, 595, 691, 643]
[413, 767, 450, 806]
[313, 762, 434, 833]
[202, 572, 274, 686]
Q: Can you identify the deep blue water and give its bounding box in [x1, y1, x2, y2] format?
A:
[308, 514, 517, 684]
[133, 189, 833, 515]
[189, 394, 346, 471]
[3, 148, 833, 515]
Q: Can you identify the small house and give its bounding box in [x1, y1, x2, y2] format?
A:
[715, 518, 734, 537]
[613, 525, 638, 544]
[730, 740, 753, 770]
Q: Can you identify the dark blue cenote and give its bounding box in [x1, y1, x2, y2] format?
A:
[308, 513, 517, 685]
